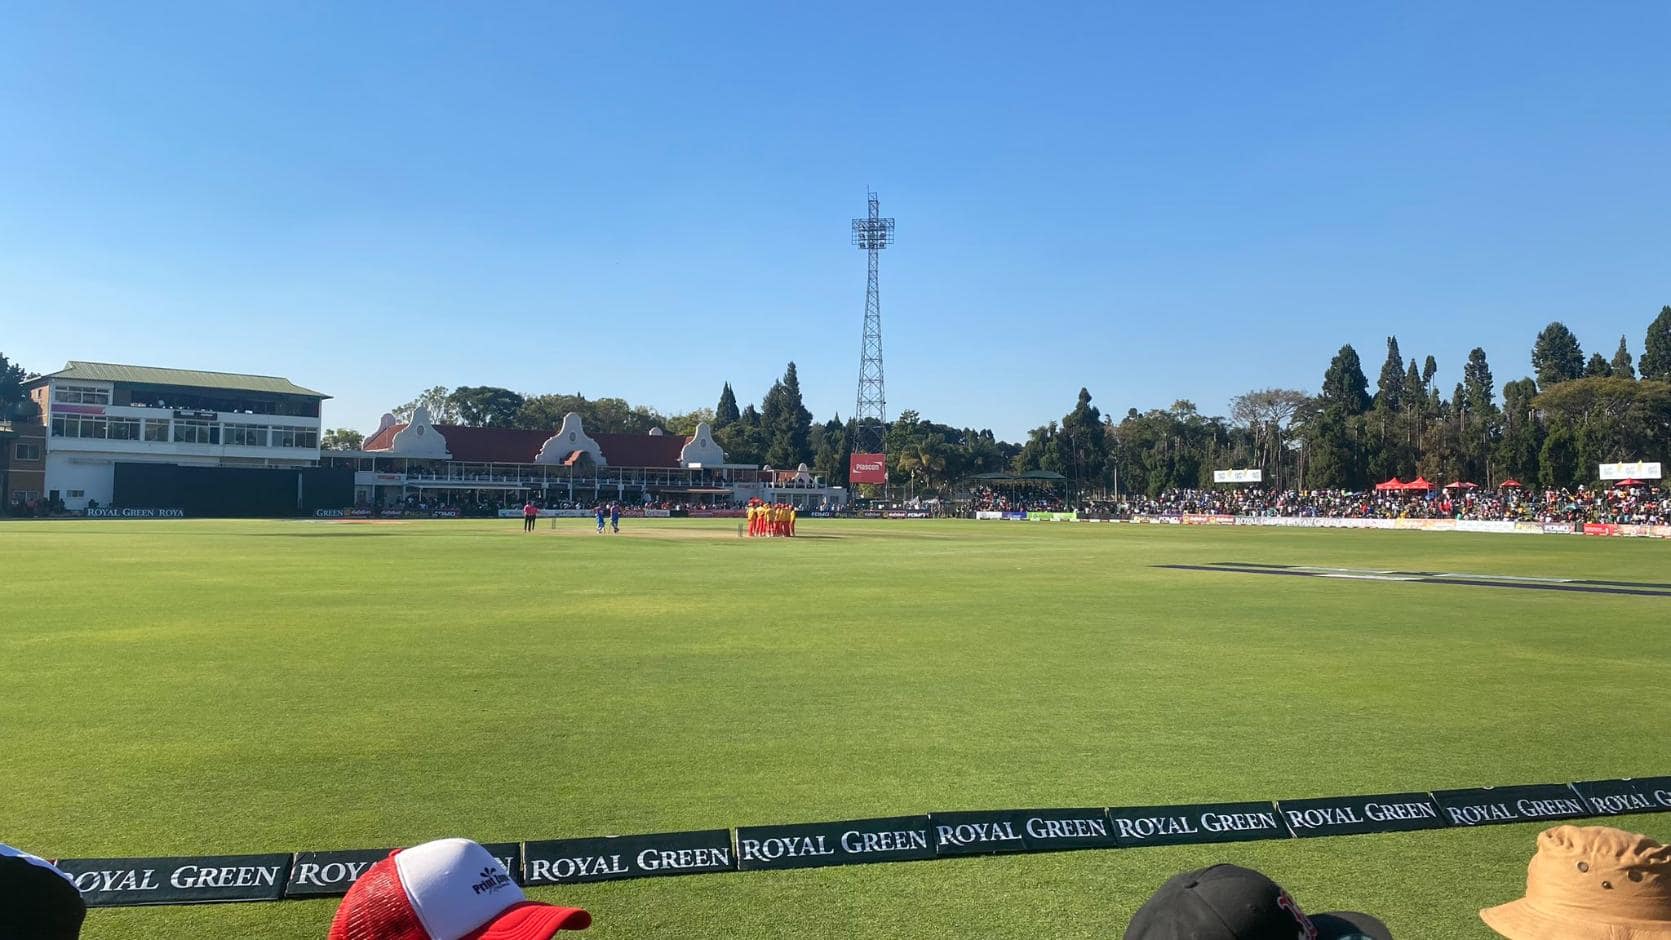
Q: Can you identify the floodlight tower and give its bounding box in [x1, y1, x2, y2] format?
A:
[851, 190, 895, 458]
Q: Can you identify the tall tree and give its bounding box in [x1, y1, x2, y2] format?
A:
[1320, 345, 1370, 414]
[1610, 336, 1635, 380]
[321, 428, 365, 451]
[447, 386, 526, 427]
[1462, 347, 1495, 416]
[1059, 387, 1110, 492]
[1375, 337, 1404, 411]
[1229, 388, 1310, 490]
[1584, 353, 1612, 378]
[0, 352, 33, 420]
[765, 362, 814, 468]
[392, 386, 457, 423]
[1421, 355, 1438, 390]
[715, 382, 740, 428]
[1531, 321, 1585, 387]
[1642, 306, 1671, 381]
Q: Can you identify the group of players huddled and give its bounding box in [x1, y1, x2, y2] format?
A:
[745, 498, 797, 538]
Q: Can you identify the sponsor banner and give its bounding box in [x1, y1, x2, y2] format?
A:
[57, 854, 291, 907]
[645, 509, 672, 518]
[735, 816, 934, 872]
[1542, 522, 1575, 534]
[1617, 524, 1653, 538]
[1212, 469, 1263, 483]
[1392, 518, 1457, 532]
[284, 844, 522, 898]
[1276, 793, 1445, 838]
[806, 511, 835, 518]
[378, 509, 404, 518]
[56, 403, 107, 415]
[1655, 526, 1671, 540]
[1639, 777, 1671, 810]
[524, 830, 734, 885]
[1181, 513, 1236, 526]
[1002, 511, 1029, 521]
[975, 511, 1005, 521]
[1600, 461, 1662, 480]
[314, 509, 346, 518]
[1583, 523, 1619, 537]
[849, 453, 887, 485]
[1025, 511, 1076, 522]
[1431, 784, 1590, 828]
[1514, 521, 1547, 534]
[431, 508, 461, 518]
[1455, 520, 1520, 535]
[84, 507, 186, 519]
[1107, 802, 1289, 847]
[928, 807, 1117, 856]
[686, 509, 747, 518]
[1568, 779, 1668, 818]
[883, 510, 934, 519]
[495, 509, 591, 518]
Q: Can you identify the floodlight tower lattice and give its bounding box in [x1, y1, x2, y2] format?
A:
[851, 190, 894, 456]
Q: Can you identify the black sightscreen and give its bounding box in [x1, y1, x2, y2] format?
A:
[113, 463, 353, 517]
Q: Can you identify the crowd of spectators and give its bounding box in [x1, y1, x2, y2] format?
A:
[1073, 484, 1668, 525]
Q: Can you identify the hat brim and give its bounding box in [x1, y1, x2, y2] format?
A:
[1312, 910, 1394, 940]
[1481, 898, 1671, 940]
[465, 901, 591, 939]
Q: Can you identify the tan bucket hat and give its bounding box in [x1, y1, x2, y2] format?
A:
[1481, 825, 1671, 939]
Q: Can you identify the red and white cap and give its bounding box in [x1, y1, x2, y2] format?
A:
[329, 838, 590, 940]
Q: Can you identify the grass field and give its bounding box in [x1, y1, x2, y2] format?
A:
[3, 517, 1668, 938]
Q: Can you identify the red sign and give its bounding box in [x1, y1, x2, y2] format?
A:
[849, 453, 887, 484]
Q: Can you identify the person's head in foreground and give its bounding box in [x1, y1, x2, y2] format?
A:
[0, 843, 87, 940]
[1125, 863, 1390, 939]
[329, 837, 589, 940]
[1481, 824, 1671, 939]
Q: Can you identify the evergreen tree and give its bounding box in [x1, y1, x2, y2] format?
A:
[1375, 337, 1404, 411]
[1531, 321, 1585, 387]
[763, 362, 813, 468]
[1642, 306, 1671, 382]
[1610, 336, 1635, 380]
[1059, 388, 1110, 492]
[715, 382, 740, 428]
[1421, 355, 1438, 390]
[1320, 345, 1370, 414]
[1584, 352, 1612, 378]
[1462, 347, 1495, 416]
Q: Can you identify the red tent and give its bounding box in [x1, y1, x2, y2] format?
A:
[1615, 478, 1645, 487]
[1499, 479, 1523, 488]
[1443, 481, 1479, 490]
[1374, 478, 1404, 491]
[1404, 476, 1435, 490]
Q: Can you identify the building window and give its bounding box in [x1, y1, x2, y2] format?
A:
[143, 419, 170, 442]
[225, 424, 270, 447]
[51, 415, 108, 438]
[53, 384, 111, 405]
[272, 427, 319, 449]
[13, 442, 40, 461]
[173, 420, 220, 445]
[66, 490, 85, 498]
[106, 417, 141, 441]
[10, 490, 39, 504]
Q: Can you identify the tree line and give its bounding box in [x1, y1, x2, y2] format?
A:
[5, 304, 1665, 495]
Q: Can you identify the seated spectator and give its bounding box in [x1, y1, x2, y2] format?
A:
[1125, 863, 1390, 939]
[330, 837, 589, 939]
[0, 843, 86, 939]
[1481, 824, 1671, 939]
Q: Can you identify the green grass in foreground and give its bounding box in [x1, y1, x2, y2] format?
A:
[2, 517, 1667, 938]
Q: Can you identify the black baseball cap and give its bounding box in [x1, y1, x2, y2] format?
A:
[0, 844, 87, 939]
[1125, 864, 1391, 940]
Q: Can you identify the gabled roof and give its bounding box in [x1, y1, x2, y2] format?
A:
[32, 361, 329, 398]
[364, 423, 693, 467]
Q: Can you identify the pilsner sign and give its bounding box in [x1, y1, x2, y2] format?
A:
[1212, 469, 1262, 484]
[849, 453, 887, 485]
[1599, 461, 1662, 480]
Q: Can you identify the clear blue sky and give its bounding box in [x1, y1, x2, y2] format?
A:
[2, 2, 1667, 440]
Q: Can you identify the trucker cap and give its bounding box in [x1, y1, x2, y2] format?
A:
[0, 843, 87, 940]
[329, 838, 589, 940]
[1125, 864, 1391, 940]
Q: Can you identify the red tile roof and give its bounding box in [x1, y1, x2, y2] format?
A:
[364, 424, 693, 468]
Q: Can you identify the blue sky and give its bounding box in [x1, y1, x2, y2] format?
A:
[2, 2, 1667, 440]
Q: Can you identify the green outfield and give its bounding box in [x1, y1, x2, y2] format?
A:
[3, 517, 1668, 938]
